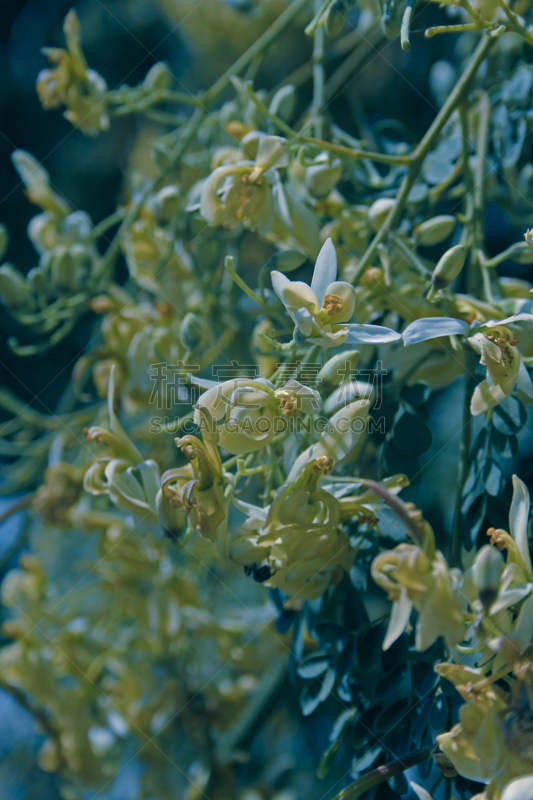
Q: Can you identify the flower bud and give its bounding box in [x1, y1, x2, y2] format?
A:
[153, 142, 173, 172]
[500, 277, 533, 298]
[431, 244, 466, 290]
[510, 241, 533, 264]
[368, 198, 395, 231]
[0, 224, 9, 261]
[50, 249, 77, 290]
[180, 312, 202, 349]
[0, 264, 29, 309]
[143, 61, 172, 91]
[252, 318, 277, 379]
[318, 350, 359, 385]
[524, 228, 533, 249]
[269, 85, 296, 122]
[473, 544, 503, 612]
[38, 739, 61, 773]
[156, 488, 186, 541]
[414, 215, 456, 246]
[152, 185, 180, 222]
[266, 249, 306, 273]
[27, 267, 48, 294]
[305, 159, 342, 199]
[324, 0, 347, 35]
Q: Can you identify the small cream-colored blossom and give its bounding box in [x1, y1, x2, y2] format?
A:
[194, 376, 321, 455]
[230, 457, 352, 599]
[36, 10, 109, 135]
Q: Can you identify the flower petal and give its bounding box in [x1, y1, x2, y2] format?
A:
[311, 237, 337, 306]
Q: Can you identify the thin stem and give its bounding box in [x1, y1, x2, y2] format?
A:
[244, 83, 410, 165]
[351, 33, 494, 283]
[389, 231, 432, 277]
[496, 0, 533, 44]
[311, 0, 326, 139]
[331, 748, 432, 800]
[204, 0, 311, 105]
[450, 347, 477, 568]
[224, 257, 286, 324]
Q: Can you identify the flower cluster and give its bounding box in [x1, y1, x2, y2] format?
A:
[2, 5, 533, 800]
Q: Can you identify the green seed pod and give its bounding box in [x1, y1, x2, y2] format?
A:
[266, 249, 306, 273]
[509, 242, 533, 264]
[143, 62, 172, 91]
[0, 264, 29, 309]
[0, 224, 9, 261]
[431, 244, 466, 290]
[269, 85, 296, 123]
[415, 215, 456, 246]
[152, 185, 181, 222]
[180, 312, 202, 349]
[473, 545, 503, 612]
[318, 350, 359, 385]
[368, 198, 395, 231]
[305, 160, 342, 199]
[324, 0, 346, 36]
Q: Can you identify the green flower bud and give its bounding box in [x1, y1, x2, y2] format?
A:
[509, 241, 533, 264]
[27, 267, 48, 294]
[51, 249, 77, 290]
[0, 264, 29, 309]
[0, 224, 9, 261]
[324, 0, 347, 36]
[266, 249, 306, 273]
[268, 85, 296, 122]
[305, 159, 342, 199]
[152, 185, 180, 222]
[431, 244, 466, 290]
[525, 228, 533, 249]
[473, 544, 503, 612]
[180, 312, 202, 349]
[415, 215, 456, 246]
[156, 488, 186, 541]
[143, 62, 172, 91]
[368, 198, 395, 231]
[318, 350, 359, 385]
[153, 142, 173, 172]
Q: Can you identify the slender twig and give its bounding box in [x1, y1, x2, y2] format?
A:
[351, 33, 494, 283]
[450, 347, 478, 568]
[331, 747, 432, 800]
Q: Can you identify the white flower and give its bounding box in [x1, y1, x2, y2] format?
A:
[199, 134, 289, 235]
[271, 238, 401, 348]
[467, 316, 533, 415]
[194, 376, 322, 455]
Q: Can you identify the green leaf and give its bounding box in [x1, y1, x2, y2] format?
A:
[350, 745, 382, 776]
[317, 708, 357, 778]
[357, 625, 384, 670]
[300, 668, 336, 716]
[392, 412, 433, 457]
[374, 698, 409, 731]
[483, 458, 506, 496]
[297, 653, 330, 680]
[491, 428, 518, 458]
[400, 382, 431, 408]
[493, 396, 527, 435]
